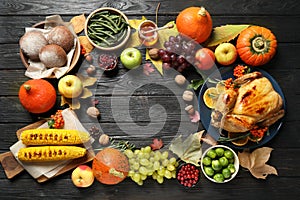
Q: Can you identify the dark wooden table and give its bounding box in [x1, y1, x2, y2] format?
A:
[0, 0, 299, 199]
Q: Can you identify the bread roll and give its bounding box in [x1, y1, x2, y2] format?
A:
[47, 26, 74, 53]
[19, 31, 48, 61]
[39, 44, 67, 68]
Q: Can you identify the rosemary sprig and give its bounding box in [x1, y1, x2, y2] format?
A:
[218, 132, 250, 142]
[94, 138, 135, 152]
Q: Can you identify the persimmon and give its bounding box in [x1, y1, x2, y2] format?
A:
[18, 79, 56, 114]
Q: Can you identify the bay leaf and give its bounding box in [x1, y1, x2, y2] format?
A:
[169, 131, 204, 166]
[206, 24, 250, 47]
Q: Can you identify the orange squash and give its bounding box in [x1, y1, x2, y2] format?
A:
[176, 7, 213, 43]
[92, 148, 129, 185]
[19, 79, 56, 114]
[236, 26, 277, 66]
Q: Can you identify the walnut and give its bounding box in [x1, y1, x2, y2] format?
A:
[99, 134, 110, 145]
[86, 106, 100, 118]
[148, 48, 160, 60]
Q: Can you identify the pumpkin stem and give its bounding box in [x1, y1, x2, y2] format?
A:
[198, 7, 207, 16]
[23, 84, 31, 91]
[252, 37, 267, 52]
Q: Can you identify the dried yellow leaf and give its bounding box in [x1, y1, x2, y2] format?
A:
[78, 36, 94, 53]
[129, 16, 147, 30]
[146, 48, 163, 75]
[70, 14, 86, 34]
[238, 147, 278, 179]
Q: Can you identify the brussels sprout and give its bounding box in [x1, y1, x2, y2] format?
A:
[224, 149, 234, 159]
[219, 156, 229, 167]
[228, 158, 234, 164]
[213, 173, 224, 183]
[202, 156, 212, 166]
[212, 160, 222, 171]
[228, 163, 236, 174]
[215, 147, 224, 157]
[207, 149, 217, 159]
[222, 168, 231, 179]
[204, 166, 215, 177]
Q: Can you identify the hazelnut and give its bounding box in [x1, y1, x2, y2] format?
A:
[85, 53, 93, 63]
[148, 48, 160, 60]
[182, 90, 194, 102]
[87, 106, 100, 118]
[86, 65, 96, 75]
[185, 105, 195, 115]
[99, 134, 110, 145]
[175, 75, 186, 86]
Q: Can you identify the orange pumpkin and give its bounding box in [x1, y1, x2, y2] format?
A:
[236, 26, 277, 66]
[92, 148, 129, 185]
[176, 7, 213, 43]
[19, 79, 56, 114]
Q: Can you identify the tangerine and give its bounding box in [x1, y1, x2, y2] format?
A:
[19, 79, 56, 114]
[203, 87, 218, 109]
[228, 132, 249, 146]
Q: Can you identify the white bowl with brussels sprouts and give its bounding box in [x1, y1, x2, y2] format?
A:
[200, 145, 239, 183]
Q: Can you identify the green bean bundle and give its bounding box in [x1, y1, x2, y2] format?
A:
[87, 10, 129, 48]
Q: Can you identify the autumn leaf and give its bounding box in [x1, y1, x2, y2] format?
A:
[238, 147, 278, 179]
[70, 14, 86, 34]
[156, 21, 178, 49]
[80, 88, 93, 99]
[145, 48, 163, 75]
[169, 131, 204, 166]
[61, 96, 80, 110]
[78, 36, 94, 53]
[206, 24, 250, 47]
[150, 138, 164, 150]
[129, 16, 147, 30]
[77, 74, 97, 87]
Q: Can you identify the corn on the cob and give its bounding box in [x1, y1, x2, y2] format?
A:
[17, 146, 87, 162]
[20, 129, 90, 146]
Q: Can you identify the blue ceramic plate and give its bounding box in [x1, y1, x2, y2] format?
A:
[198, 67, 286, 150]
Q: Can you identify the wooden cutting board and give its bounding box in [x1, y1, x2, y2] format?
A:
[0, 120, 95, 183]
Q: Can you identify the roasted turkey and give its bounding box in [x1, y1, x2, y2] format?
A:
[211, 71, 285, 133]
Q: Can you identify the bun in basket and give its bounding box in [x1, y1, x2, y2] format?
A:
[39, 44, 67, 68]
[47, 26, 75, 53]
[19, 31, 48, 61]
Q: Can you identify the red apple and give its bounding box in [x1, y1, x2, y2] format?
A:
[71, 165, 94, 188]
[194, 48, 215, 71]
[214, 43, 237, 65]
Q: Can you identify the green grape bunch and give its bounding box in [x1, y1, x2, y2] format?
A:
[124, 146, 179, 185]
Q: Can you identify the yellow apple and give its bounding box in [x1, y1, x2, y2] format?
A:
[71, 165, 94, 188]
[58, 75, 83, 98]
[214, 43, 237, 66]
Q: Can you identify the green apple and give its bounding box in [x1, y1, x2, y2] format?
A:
[214, 43, 237, 66]
[58, 75, 83, 98]
[120, 47, 142, 69]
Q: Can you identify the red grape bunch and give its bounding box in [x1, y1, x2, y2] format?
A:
[158, 35, 198, 72]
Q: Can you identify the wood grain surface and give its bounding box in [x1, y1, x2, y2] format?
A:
[0, 0, 299, 199]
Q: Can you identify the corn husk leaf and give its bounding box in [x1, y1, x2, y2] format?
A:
[145, 48, 163, 75]
[206, 24, 250, 47]
[169, 131, 204, 166]
[238, 147, 278, 179]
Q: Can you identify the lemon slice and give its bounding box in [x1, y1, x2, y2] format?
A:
[216, 81, 225, 94]
[228, 132, 249, 146]
[203, 87, 219, 109]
